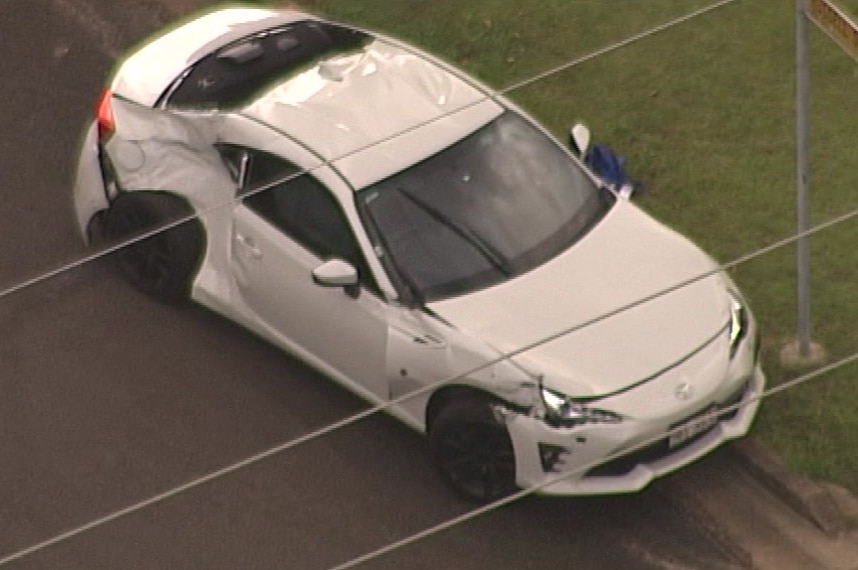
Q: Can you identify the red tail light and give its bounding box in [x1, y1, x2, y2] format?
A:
[96, 89, 115, 142]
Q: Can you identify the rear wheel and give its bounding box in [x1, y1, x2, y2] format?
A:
[430, 398, 518, 503]
[105, 192, 204, 303]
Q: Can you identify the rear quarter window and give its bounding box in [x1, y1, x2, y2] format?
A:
[161, 21, 369, 109]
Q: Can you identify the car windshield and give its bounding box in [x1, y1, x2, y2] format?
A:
[358, 111, 615, 302]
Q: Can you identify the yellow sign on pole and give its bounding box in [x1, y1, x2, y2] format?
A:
[807, 0, 858, 60]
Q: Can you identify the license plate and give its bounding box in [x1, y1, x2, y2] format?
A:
[669, 407, 719, 449]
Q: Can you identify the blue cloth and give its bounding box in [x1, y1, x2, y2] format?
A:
[584, 144, 630, 188]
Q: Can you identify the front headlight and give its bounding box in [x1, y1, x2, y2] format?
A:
[539, 386, 622, 428]
[728, 292, 748, 359]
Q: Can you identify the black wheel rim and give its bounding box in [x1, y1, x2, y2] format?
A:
[113, 209, 174, 294]
[436, 422, 516, 501]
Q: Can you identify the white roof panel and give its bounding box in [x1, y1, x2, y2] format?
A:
[241, 40, 503, 189]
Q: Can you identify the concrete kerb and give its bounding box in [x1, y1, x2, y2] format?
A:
[730, 437, 854, 537]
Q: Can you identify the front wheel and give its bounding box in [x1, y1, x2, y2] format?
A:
[429, 398, 518, 503]
[105, 192, 204, 303]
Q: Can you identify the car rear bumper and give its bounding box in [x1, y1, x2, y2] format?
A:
[72, 121, 109, 243]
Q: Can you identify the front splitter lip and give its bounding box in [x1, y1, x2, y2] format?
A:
[509, 363, 765, 496]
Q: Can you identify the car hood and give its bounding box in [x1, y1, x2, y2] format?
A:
[426, 200, 732, 397]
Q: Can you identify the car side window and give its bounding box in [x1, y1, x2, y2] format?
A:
[246, 150, 295, 189]
[160, 21, 370, 109]
[216, 143, 292, 189]
[238, 149, 379, 293]
[216, 144, 250, 184]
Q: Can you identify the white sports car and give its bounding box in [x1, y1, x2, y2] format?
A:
[73, 6, 765, 502]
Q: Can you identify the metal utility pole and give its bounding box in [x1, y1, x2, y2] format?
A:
[791, 0, 858, 364]
[796, 0, 812, 358]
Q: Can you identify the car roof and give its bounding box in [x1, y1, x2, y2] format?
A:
[112, 7, 311, 106]
[112, 7, 504, 189]
[240, 39, 503, 190]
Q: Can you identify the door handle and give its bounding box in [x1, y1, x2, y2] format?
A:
[234, 233, 262, 259]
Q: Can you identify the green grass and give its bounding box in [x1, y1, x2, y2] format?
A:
[284, 0, 858, 491]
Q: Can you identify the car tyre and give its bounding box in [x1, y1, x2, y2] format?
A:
[105, 191, 204, 303]
[430, 397, 518, 503]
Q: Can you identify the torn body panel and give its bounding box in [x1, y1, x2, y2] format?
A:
[90, 96, 233, 213]
[73, 95, 238, 303]
[72, 96, 231, 240]
[72, 122, 108, 241]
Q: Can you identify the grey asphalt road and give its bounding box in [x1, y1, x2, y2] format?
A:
[0, 1, 846, 569]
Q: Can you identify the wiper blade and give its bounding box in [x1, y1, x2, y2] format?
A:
[398, 187, 511, 276]
[359, 198, 426, 305]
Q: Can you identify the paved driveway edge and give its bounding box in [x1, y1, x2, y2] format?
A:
[730, 437, 854, 536]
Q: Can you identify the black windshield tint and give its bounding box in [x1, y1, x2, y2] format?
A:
[359, 111, 614, 301]
[162, 21, 370, 109]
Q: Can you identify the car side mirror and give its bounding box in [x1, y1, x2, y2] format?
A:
[569, 123, 591, 158]
[312, 258, 360, 298]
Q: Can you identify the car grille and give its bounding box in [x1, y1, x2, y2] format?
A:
[584, 380, 750, 478]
